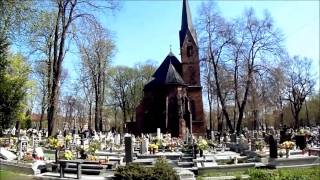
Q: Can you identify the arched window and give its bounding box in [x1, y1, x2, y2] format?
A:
[190, 99, 196, 122]
[187, 46, 193, 57]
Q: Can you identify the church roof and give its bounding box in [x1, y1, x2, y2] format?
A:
[165, 63, 185, 85]
[152, 52, 182, 80]
[179, 0, 197, 47]
[144, 52, 185, 91]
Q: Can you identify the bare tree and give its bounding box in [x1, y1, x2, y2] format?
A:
[42, 0, 119, 136]
[285, 56, 315, 129]
[198, 2, 284, 134]
[77, 23, 115, 132]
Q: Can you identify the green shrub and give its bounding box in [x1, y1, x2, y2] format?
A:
[114, 163, 153, 180]
[246, 168, 274, 180]
[114, 158, 179, 180]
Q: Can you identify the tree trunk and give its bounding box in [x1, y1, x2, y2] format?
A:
[47, 69, 60, 136]
[305, 101, 310, 126]
[88, 101, 92, 130]
[39, 98, 45, 130]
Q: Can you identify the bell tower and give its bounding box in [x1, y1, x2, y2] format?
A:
[179, 0, 205, 135]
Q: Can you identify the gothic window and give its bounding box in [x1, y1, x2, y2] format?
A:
[187, 46, 193, 57]
[190, 99, 196, 121]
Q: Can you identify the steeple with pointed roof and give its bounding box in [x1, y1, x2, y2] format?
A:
[179, 0, 197, 47]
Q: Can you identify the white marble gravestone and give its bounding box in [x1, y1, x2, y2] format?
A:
[115, 134, 121, 145]
[0, 147, 17, 160]
[35, 147, 44, 158]
[141, 138, 149, 154]
[157, 128, 161, 140]
[20, 136, 28, 152]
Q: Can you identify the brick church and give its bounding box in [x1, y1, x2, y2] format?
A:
[135, 0, 206, 137]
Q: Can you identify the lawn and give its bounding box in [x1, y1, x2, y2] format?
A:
[0, 170, 35, 180]
[197, 166, 320, 180]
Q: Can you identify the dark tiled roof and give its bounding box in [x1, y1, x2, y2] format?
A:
[144, 52, 185, 91]
[179, 0, 197, 47]
[153, 52, 182, 80]
[165, 63, 185, 85]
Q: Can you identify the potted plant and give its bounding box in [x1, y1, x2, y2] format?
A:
[49, 136, 62, 162]
[255, 141, 264, 152]
[197, 139, 208, 157]
[280, 141, 295, 158]
[63, 150, 74, 160]
[149, 143, 158, 154]
[86, 140, 100, 161]
[64, 135, 72, 149]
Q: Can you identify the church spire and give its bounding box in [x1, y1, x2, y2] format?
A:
[179, 0, 197, 47]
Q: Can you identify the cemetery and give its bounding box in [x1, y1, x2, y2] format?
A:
[1, 0, 319, 179]
[0, 126, 320, 179]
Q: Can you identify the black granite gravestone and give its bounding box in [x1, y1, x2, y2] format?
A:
[124, 136, 133, 164]
[269, 135, 277, 158]
[295, 135, 306, 150]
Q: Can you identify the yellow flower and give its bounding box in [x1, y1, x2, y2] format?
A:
[65, 135, 72, 142]
[64, 150, 73, 160]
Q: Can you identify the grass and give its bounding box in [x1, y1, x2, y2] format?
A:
[0, 170, 34, 180]
[197, 166, 320, 180]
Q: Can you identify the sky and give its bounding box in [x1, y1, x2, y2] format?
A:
[64, 0, 319, 88]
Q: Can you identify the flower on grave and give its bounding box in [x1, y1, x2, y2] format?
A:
[49, 137, 61, 149]
[87, 155, 98, 161]
[149, 143, 159, 150]
[63, 150, 74, 160]
[152, 138, 160, 146]
[64, 135, 72, 143]
[87, 140, 101, 155]
[22, 152, 33, 161]
[280, 141, 295, 150]
[197, 139, 209, 151]
[255, 141, 264, 151]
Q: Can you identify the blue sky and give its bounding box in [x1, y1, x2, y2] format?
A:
[64, 0, 319, 87]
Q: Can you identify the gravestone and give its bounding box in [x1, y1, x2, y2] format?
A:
[18, 136, 28, 159]
[70, 143, 77, 151]
[0, 147, 17, 160]
[295, 135, 306, 150]
[35, 147, 44, 159]
[32, 135, 40, 148]
[140, 138, 149, 154]
[211, 131, 215, 141]
[124, 135, 133, 164]
[20, 136, 28, 152]
[254, 131, 258, 139]
[57, 135, 64, 144]
[230, 133, 236, 143]
[269, 135, 277, 158]
[251, 138, 256, 151]
[157, 128, 161, 140]
[115, 134, 121, 145]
